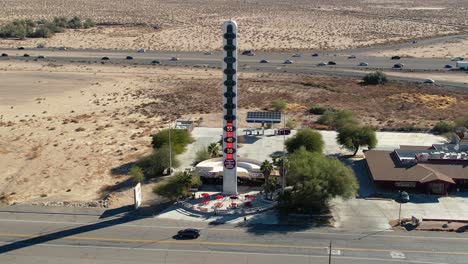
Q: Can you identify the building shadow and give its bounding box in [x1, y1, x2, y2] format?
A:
[0, 205, 150, 255]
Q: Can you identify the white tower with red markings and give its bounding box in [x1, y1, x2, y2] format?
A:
[222, 21, 238, 195]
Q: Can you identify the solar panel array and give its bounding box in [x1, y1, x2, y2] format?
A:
[246, 112, 281, 123]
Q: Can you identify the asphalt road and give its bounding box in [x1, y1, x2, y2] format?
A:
[1, 47, 467, 90]
[0, 205, 466, 264]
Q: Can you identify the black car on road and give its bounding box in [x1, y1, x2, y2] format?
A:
[176, 228, 200, 239]
[1, 53, 7, 57]
[328, 61, 337, 65]
[101, 57, 110, 60]
[391, 56, 401, 60]
[126, 56, 133, 60]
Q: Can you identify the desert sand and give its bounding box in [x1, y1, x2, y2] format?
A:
[2, 60, 468, 206]
[0, 0, 466, 52]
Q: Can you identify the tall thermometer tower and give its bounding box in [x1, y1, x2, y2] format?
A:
[222, 20, 238, 195]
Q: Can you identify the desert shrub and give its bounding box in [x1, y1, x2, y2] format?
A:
[362, 71, 388, 85]
[317, 109, 357, 130]
[53, 17, 68, 28]
[193, 148, 210, 166]
[455, 115, 468, 129]
[83, 19, 96, 29]
[129, 166, 145, 183]
[136, 145, 180, 177]
[308, 105, 335, 115]
[286, 120, 297, 129]
[432, 121, 455, 134]
[32, 26, 51, 38]
[151, 129, 194, 155]
[67, 16, 82, 29]
[36, 42, 46, 48]
[271, 99, 287, 112]
[0, 17, 95, 39]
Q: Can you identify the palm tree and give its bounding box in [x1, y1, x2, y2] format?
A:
[207, 142, 220, 158]
[272, 155, 290, 193]
[260, 160, 274, 198]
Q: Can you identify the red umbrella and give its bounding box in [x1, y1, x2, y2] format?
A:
[215, 194, 224, 200]
[244, 194, 253, 199]
[231, 202, 237, 207]
[201, 199, 209, 204]
[215, 202, 223, 208]
[229, 195, 238, 200]
[201, 193, 210, 197]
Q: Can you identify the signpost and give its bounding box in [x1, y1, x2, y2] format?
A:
[222, 20, 238, 194]
[134, 182, 142, 210]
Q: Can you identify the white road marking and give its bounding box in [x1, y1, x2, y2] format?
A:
[0, 218, 467, 241]
[0, 241, 448, 264]
[327, 248, 342, 255]
[391, 251, 406, 259]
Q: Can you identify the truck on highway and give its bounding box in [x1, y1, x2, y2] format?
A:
[456, 61, 468, 70]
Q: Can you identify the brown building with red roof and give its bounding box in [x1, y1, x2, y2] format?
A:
[364, 142, 468, 194]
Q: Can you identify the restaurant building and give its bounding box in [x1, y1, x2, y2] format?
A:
[364, 131, 468, 194]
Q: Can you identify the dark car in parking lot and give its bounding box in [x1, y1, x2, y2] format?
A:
[176, 228, 200, 239]
[311, 53, 319, 57]
[393, 63, 404, 68]
[277, 128, 291, 135]
[259, 59, 269, 63]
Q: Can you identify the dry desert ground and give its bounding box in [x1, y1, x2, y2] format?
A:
[1, 60, 468, 206]
[0, 0, 467, 54]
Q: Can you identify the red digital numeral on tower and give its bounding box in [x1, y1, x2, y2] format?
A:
[227, 132, 233, 137]
[227, 154, 233, 160]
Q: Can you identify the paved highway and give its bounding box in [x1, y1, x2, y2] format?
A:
[1, 47, 467, 90]
[0, 205, 466, 264]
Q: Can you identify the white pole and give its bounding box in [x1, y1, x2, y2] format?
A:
[169, 122, 172, 175]
[282, 112, 286, 193]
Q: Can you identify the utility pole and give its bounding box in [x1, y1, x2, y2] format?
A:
[168, 121, 172, 175]
[398, 190, 402, 225]
[281, 112, 286, 193]
[328, 240, 332, 264]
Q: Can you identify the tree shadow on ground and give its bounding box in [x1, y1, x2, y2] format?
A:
[110, 161, 136, 175]
[456, 225, 468, 233]
[239, 135, 262, 144]
[0, 205, 151, 255]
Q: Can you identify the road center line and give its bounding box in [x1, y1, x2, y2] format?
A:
[0, 241, 449, 264]
[0, 218, 467, 241]
[0, 232, 467, 256]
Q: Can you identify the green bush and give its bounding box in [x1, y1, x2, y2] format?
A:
[455, 116, 468, 129]
[362, 71, 388, 85]
[285, 128, 324, 153]
[271, 99, 287, 112]
[316, 109, 358, 130]
[0, 17, 95, 39]
[136, 145, 180, 177]
[193, 148, 210, 166]
[67, 16, 82, 29]
[129, 166, 145, 183]
[308, 105, 334, 115]
[32, 26, 51, 38]
[432, 121, 455, 134]
[83, 19, 96, 29]
[151, 129, 194, 155]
